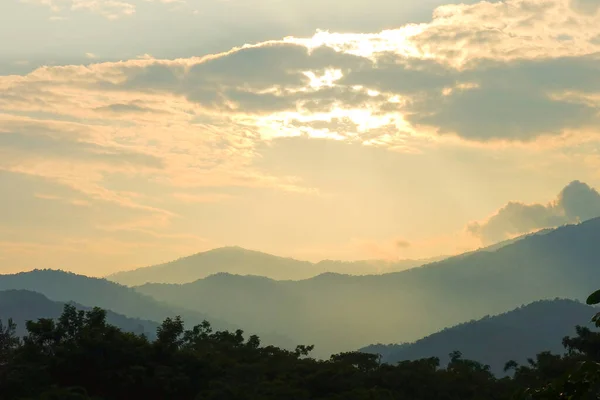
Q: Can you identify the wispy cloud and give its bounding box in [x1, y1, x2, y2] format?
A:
[3, 0, 600, 272]
[22, 0, 136, 19]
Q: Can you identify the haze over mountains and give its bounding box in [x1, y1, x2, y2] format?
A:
[107, 227, 554, 287]
[5, 0, 600, 395]
[0, 269, 294, 349]
[134, 217, 600, 356]
[2, 216, 600, 367]
[107, 246, 445, 286]
[360, 299, 598, 375]
[0, 289, 159, 338]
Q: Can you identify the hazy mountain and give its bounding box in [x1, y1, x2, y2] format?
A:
[107, 246, 444, 286]
[360, 299, 597, 376]
[135, 217, 600, 357]
[107, 226, 554, 287]
[0, 269, 224, 328]
[0, 289, 159, 338]
[475, 227, 555, 253]
[0, 269, 295, 349]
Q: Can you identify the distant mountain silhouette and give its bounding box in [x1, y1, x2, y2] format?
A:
[107, 246, 444, 285]
[0, 269, 295, 349]
[458, 227, 555, 257]
[0, 269, 226, 328]
[0, 289, 158, 338]
[360, 299, 597, 376]
[134, 218, 600, 357]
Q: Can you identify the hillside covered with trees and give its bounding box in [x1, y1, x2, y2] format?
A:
[0, 289, 159, 338]
[360, 299, 598, 375]
[134, 218, 600, 356]
[2, 299, 600, 400]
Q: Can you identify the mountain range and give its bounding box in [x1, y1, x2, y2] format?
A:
[0, 289, 159, 338]
[360, 298, 597, 375]
[107, 246, 445, 286]
[2, 217, 600, 360]
[133, 218, 600, 356]
[106, 227, 553, 287]
[0, 269, 294, 349]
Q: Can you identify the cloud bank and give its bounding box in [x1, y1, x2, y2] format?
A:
[469, 181, 600, 243]
[3, 0, 600, 272]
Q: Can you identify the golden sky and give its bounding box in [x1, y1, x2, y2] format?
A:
[1, 0, 600, 276]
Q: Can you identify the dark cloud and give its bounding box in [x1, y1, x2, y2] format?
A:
[468, 180, 600, 243]
[119, 63, 184, 91]
[76, 36, 600, 141]
[111, 43, 369, 114]
[404, 55, 600, 141]
[408, 85, 596, 141]
[340, 55, 454, 95]
[474, 56, 600, 94]
[95, 102, 163, 114]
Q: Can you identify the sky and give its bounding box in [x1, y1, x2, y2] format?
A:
[1, 0, 600, 276]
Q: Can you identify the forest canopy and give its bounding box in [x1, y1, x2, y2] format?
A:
[1, 298, 600, 400]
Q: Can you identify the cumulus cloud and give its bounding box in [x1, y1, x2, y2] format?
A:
[468, 180, 600, 243]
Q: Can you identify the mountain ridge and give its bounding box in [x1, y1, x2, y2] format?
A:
[359, 298, 598, 376]
[0, 269, 296, 349]
[108, 225, 558, 287]
[134, 218, 600, 356]
[107, 246, 446, 286]
[0, 289, 159, 338]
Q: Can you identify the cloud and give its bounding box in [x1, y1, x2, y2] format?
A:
[34, 192, 92, 207]
[2, 0, 600, 220]
[94, 102, 165, 114]
[22, 0, 136, 19]
[559, 179, 600, 220]
[171, 192, 234, 203]
[395, 239, 411, 248]
[468, 180, 600, 243]
[0, 121, 163, 169]
[405, 55, 600, 141]
[570, 0, 600, 13]
[6, 0, 600, 146]
[5, 0, 600, 273]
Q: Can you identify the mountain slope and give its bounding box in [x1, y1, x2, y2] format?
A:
[0, 289, 159, 338]
[360, 299, 597, 375]
[0, 269, 232, 330]
[0, 269, 294, 349]
[107, 246, 442, 285]
[135, 218, 600, 357]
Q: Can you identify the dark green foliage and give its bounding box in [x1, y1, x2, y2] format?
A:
[0, 289, 159, 338]
[586, 290, 600, 305]
[0, 271, 232, 332]
[2, 300, 600, 400]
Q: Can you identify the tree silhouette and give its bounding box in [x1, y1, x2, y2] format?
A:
[1, 297, 600, 399]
